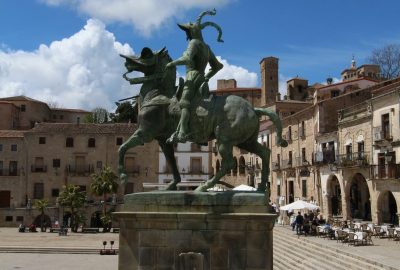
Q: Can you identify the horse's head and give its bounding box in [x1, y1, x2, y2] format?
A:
[120, 47, 175, 85]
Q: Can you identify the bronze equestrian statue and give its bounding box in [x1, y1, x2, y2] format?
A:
[118, 9, 287, 196]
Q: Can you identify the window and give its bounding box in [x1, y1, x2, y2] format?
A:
[288, 151, 293, 165]
[0, 144, 2, 151]
[78, 185, 86, 193]
[346, 144, 352, 160]
[382, 113, 390, 139]
[96, 161, 103, 169]
[357, 142, 365, 159]
[20, 104, 26, 112]
[88, 138, 96, 148]
[300, 121, 305, 138]
[287, 126, 292, 141]
[302, 148, 306, 163]
[51, 189, 59, 197]
[124, 183, 134, 194]
[277, 184, 281, 196]
[277, 154, 280, 166]
[9, 161, 18, 176]
[16, 216, 24, 222]
[66, 137, 74, 147]
[5, 216, 13, 222]
[302, 179, 307, 197]
[39, 137, 46, 144]
[53, 159, 60, 168]
[0, 161, 3, 176]
[33, 183, 44, 199]
[190, 157, 202, 174]
[331, 90, 340, 98]
[11, 144, 17, 151]
[59, 115, 64, 120]
[116, 137, 123, 146]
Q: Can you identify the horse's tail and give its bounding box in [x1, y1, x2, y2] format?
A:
[254, 108, 288, 147]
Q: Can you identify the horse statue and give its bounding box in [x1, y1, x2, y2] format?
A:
[118, 47, 287, 195]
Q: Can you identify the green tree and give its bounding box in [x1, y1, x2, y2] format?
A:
[90, 166, 119, 231]
[58, 185, 86, 232]
[84, 107, 109, 123]
[34, 199, 48, 232]
[110, 101, 137, 123]
[369, 44, 400, 80]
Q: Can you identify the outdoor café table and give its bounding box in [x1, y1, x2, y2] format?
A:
[335, 228, 351, 238]
[395, 227, 400, 235]
[354, 222, 362, 230]
[367, 223, 374, 231]
[355, 231, 365, 240]
[380, 225, 389, 235]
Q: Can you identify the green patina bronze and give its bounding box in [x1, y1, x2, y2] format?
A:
[118, 9, 287, 196]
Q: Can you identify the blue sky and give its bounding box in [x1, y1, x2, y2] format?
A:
[1, 0, 399, 110]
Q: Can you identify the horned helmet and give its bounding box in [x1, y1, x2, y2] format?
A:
[177, 9, 223, 43]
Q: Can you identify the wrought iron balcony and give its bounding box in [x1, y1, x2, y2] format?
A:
[31, 165, 47, 173]
[0, 168, 19, 176]
[281, 159, 292, 169]
[272, 162, 280, 171]
[66, 164, 94, 176]
[337, 152, 369, 167]
[370, 164, 400, 179]
[313, 150, 337, 165]
[373, 126, 392, 141]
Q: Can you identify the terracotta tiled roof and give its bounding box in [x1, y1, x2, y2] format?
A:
[317, 77, 378, 91]
[211, 87, 261, 93]
[0, 95, 47, 104]
[51, 108, 90, 113]
[0, 130, 26, 138]
[27, 123, 137, 134]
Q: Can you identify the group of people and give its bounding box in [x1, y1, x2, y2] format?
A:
[290, 211, 326, 236]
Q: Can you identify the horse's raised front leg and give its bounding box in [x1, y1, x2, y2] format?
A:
[159, 141, 181, 190]
[118, 130, 145, 184]
[195, 142, 234, 192]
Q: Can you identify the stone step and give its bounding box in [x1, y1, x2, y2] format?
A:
[0, 246, 113, 254]
[274, 232, 381, 270]
[273, 251, 297, 270]
[274, 238, 341, 270]
[274, 235, 360, 270]
[274, 228, 390, 270]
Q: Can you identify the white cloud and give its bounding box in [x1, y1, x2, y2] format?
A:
[0, 19, 135, 110]
[40, 0, 231, 35]
[208, 56, 258, 89]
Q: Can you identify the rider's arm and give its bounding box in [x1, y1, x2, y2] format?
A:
[167, 40, 197, 68]
[205, 47, 223, 81]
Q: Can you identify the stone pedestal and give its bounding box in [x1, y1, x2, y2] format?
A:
[114, 191, 276, 270]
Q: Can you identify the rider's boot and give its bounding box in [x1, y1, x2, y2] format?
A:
[167, 108, 190, 143]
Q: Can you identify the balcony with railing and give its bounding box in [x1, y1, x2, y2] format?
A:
[313, 150, 337, 165]
[66, 164, 94, 176]
[373, 126, 392, 141]
[271, 162, 280, 171]
[0, 168, 19, 176]
[126, 165, 140, 175]
[370, 164, 400, 179]
[295, 157, 310, 167]
[281, 159, 292, 169]
[337, 152, 369, 167]
[31, 165, 47, 173]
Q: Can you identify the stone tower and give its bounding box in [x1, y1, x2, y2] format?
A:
[260, 57, 279, 106]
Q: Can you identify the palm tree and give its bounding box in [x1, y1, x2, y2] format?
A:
[91, 166, 118, 231]
[58, 185, 86, 232]
[34, 199, 48, 232]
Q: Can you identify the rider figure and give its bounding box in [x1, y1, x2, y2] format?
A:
[166, 9, 223, 144]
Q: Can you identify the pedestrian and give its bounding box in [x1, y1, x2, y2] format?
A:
[295, 212, 304, 235]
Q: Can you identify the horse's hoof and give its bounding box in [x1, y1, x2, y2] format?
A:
[120, 173, 128, 184]
[194, 184, 208, 192]
[165, 182, 177, 191]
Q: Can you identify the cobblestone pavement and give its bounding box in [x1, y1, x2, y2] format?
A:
[0, 227, 119, 248]
[0, 253, 117, 270]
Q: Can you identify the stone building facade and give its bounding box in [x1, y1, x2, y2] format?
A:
[0, 96, 160, 227]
